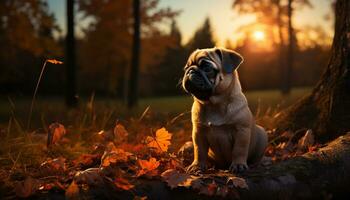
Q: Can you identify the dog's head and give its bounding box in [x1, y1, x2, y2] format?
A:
[182, 47, 243, 101]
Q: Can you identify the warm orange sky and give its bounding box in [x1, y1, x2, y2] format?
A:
[48, 0, 334, 46]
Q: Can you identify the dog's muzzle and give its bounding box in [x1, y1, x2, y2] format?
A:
[183, 65, 213, 101]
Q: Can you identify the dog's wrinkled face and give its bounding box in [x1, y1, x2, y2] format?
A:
[182, 47, 243, 101]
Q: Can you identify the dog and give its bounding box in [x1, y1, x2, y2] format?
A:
[182, 47, 268, 173]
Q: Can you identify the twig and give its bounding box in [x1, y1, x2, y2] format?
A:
[27, 59, 63, 131]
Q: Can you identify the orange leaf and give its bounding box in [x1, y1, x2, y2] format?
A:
[101, 143, 132, 167]
[114, 123, 128, 143]
[146, 128, 172, 153]
[114, 177, 134, 190]
[161, 169, 199, 189]
[226, 176, 248, 189]
[47, 59, 63, 64]
[137, 157, 160, 177]
[47, 123, 66, 147]
[15, 177, 38, 198]
[65, 181, 79, 199]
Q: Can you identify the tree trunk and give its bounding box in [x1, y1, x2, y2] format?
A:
[65, 0, 78, 107]
[276, 0, 286, 94]
[281, 0, 294, 94]
[276, 0, 350, 142]
[127, 0, 141, 108]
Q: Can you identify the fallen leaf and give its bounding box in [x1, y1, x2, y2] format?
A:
[227, 176, 248, 189]
[137, 157, 160, 177]
[74, 168, 104, 186]
[47, 122, 66, 147]
[15, 177, 38, 198]
[161, 169, 199, 189]
[114, 123, 128, 143]
[101, 143, 133, 167]
[146, 127, 172, 153]
[65, 181, 80, 200]
[114, 177, 134, 190]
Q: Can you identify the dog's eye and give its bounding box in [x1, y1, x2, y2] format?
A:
[200, 61, 214, 73]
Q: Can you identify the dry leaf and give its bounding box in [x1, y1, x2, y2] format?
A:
[146, 127, 172, 152]
[227, 176, 248, 189]
[137, 157, 160, 177]
[114, 123, 129, 143]
[74, 168, 104, 186]
[47, 59, 63, 64]
[161, 169, 199, 189]
[65, 181, 80, 200]
[47, 122, 66, 147]
[15, 177, 38, 198]
[114, 177, 134, 190]
[101, 143, 133, 167]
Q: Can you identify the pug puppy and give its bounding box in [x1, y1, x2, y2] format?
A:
[182, 47, 268, 173]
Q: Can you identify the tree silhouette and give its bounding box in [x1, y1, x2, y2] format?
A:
[186, 17, 216, 52]
[66, 0, 78, 107]
[127, 0, 141, 108]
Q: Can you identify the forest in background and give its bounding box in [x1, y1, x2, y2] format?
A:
[0, 0, 333, 98]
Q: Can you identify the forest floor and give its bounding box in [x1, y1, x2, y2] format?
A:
[0, 87, 315, 199]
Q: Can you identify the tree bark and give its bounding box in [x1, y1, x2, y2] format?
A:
[276, 0, 350, 142]
[281, 0, 294, 94]
[127, 0, 141, 108]
[66, 0, 78, 107]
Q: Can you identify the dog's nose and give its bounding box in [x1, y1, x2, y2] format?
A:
[188, 69, 205, 86]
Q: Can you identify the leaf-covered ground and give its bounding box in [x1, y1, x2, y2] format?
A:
[0, 102, 321, 199]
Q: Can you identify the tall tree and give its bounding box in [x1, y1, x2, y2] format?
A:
[153, 19, 187, 95]
[186, 17, 216, 52]
[0, 0, 60, 93]
[127, 0, 141, 108]
[281, 0, 295, 94]
[277, 0, 350, 142]
[77, 0, 177, 97]
[66, 0, 78, 107]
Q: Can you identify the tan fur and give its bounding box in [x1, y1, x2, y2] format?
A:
[186, 48, 268, 173]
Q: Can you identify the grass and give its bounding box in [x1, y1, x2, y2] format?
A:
[0, 87, 310, 123]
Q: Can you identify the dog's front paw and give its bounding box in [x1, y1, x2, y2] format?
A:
[186, 161, 207, 174]
[229, 162, 248, 173]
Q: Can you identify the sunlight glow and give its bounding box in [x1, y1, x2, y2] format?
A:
[252, 30, 265, 41]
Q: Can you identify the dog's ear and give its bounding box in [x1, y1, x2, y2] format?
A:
[215, 48, 243, 73]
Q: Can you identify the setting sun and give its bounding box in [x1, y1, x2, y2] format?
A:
[253, 30, 265, 41]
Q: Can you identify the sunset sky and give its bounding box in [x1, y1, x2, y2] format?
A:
[47, 0, 334, 46]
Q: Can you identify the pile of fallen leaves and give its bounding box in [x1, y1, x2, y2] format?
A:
[265, 129, 321, 162]
[2, 116, 322, 199]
